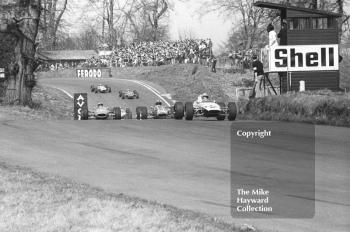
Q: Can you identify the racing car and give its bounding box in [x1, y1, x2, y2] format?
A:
[172, 93, 237, 121]
[91, 84, 112, 93]
[119, 89, 139, 99]
[148, 100, 172, 119]
[136, 100, 172, 119]
[88, 103, 132, 120]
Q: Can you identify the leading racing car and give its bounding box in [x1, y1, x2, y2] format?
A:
[172, 93, 237, 121]
[91, 84, 112, 93]
[89, 103, 132, 120]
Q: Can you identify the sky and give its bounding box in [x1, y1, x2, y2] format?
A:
[63, 0, 233, 53]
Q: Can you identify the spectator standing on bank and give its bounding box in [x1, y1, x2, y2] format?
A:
[267, 23, 278, 48]
[249, 54, 265, 99]
[211, 55, 217, 73]
[278, 21, 287, 45]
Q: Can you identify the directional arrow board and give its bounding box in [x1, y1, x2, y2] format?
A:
[0, 68, 5, 80]
[74, 93, 88, 120]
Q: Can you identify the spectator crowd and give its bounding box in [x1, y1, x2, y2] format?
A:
[81, 38, 213, 68]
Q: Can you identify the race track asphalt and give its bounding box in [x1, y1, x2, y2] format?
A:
[0, 77, 349, 232]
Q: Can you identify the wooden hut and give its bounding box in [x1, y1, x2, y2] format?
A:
[254, 1, 342, 92]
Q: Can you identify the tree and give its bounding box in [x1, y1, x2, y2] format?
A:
[143, 0, 169, 41]
[0, 0, 41, 105]
[200, 0, 270, 50]
[40, 0, 68, 49]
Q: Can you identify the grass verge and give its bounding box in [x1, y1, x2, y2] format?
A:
[0, 85, 72, 120]
[237, 90, 350, 127]
[0, 162, 237, 232]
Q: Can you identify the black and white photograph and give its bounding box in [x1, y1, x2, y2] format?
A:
[0, 0, 349, 231]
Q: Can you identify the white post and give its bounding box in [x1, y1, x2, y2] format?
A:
[299, 80, 305, 92]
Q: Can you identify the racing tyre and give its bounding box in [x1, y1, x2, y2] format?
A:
[185, 102, 194, 120]
[174, 102, 184, 120]
[119, 91, 122, 97]
[108, 88, 111, 93]
[126, 108, 132, 119]
[113, 107, 122, 120]
[134, 90, 139, 99]
[141, 107, 148, 120]
[136, 107, 142, 120]
[217, 102, 226, 121]
[122, 93, 125, 99]
[227, 102, 237, 121]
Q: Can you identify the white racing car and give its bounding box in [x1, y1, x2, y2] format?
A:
[119, 89, 139, 99]
[172, 93, 237, 121]
[136, 100, 172, 120]
[91, 84, 112, 93]
[89, 103, 132, 120]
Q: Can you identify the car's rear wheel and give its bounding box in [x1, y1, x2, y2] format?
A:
[141, 107, 148, 119]
[185, 102, 194, 120]
[216, 102, 226, 121]
[119, 91, 122, 97]
[174, 102, 184, 120]
[228, 102, 237, 121]
[126, 108, 132, 119]
[134, 90, 139, 99]
[113, 107, 122, 120]
[136, 107, 141, 120]
[122, 93, 125, 99]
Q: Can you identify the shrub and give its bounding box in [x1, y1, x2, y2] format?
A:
[238, 90, 350, 127]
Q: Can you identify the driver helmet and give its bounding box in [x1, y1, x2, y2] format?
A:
[155, 100, 162, 106]
[97, 102, 104, 107]
[201, 93, 209, 102]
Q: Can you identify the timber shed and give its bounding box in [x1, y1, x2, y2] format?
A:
[254, 1, 342, 92]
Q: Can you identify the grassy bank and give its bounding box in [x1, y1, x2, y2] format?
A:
[0, 162, 236, 232]
[0, 85, 72, 120]
[37, 64, 252, 102]
[109, 64, 249, 102]
[238, 90, 350, 127]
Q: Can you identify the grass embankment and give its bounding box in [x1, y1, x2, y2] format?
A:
[238, 90, 350, 127]
[37, 64, 350, 126]
[110, 64, 241, 102]
[0, 85, 72, 120]
[0, 162, 236, 232]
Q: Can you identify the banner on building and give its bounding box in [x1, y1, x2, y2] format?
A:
[268, 44, 339, 72]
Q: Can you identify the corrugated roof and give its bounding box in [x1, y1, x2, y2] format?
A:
[37, 50, 98, 61]
[254, 1, 342, 17]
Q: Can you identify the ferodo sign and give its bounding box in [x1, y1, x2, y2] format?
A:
[76, 69, 102, 78]
[74, 93, 88, 120]
[269, 44, 339, 72]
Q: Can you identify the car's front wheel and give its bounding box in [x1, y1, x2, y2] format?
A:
[174, 102, 184, 120]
